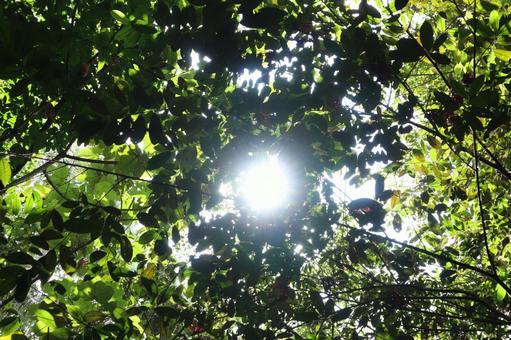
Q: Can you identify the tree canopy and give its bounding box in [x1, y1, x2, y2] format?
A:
[1, 0, 511, 338]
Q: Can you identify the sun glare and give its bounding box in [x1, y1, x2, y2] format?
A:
[240, 157, 290, 211]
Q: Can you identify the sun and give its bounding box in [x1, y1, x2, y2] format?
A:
[239, 156, 290, 211]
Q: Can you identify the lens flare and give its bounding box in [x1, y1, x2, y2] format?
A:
[240, 157, 289, 211]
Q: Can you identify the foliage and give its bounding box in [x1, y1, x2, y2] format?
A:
[1, 0, 511, 338]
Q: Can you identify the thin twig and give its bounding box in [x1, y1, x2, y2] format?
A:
[338, 223, 511, 295]
[0, 143, 72, 194]
[472, 130, 498, 277]
[64, 154, 117, 164]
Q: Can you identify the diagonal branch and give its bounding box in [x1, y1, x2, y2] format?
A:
[0, 143, 72, 194]
[339, 223, 511, 296]
[472, 129, 498, 277]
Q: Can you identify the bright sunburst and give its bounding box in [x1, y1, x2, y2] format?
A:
[239, 156, 289, 211]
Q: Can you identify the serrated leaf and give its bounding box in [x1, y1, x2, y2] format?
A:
[471, 90, 499, 107]
[463, 112, 483, 130]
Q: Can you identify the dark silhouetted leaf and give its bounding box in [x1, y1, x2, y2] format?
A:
[420, 21, 434, 50]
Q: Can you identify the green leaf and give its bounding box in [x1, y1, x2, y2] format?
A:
[471, 90, 499, 107]
[241, 7, 286, 29]
[365, 5, 381, 18]
[432, 33, 448, 50]
[34, 309, 56, 331]
[119, 235, 133, 262]
[147, 151, 172, 170]
[149, 114, 166, 145]
[63, 218, 103, 234]
[434, 91, 459, 111]
[90, 250, 107, 262]
[139, 230, 158, 244]
[420, 21, 434, 50]
[395, 38, 424, 62]
[496, 283, 506, 301]
[295, 310, 317, 322]
[6, 252, 34, 265]
[9, 78, 30, 98]
[155, 306, 180, 319]
[462, 112, 483, 130]
[394, 0, 409, 10]
[481, 0, 500, 10]
[495, 49, 511, 61]
[310, 291, 324, 313]
[0, 158, 11, 186]
[331, 308, 352, 321]
[133, 24, 157, 35]
[84, 311, 105, 323]
[14, 271, 32, 302]
[431, 53, 450, 65]
[172, 226, 180, 243]
[489, 10, 500, 31]
[111, 10, 130, 25]
[154, 238, 171, 257]
[92, 282, 114, 304]
[137, 212, 158, 227]
[130, 115, 146, 143]
[0, 316, 19, 336]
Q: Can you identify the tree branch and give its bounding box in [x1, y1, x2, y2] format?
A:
[0, 143, 72, 194]
[63, 154, 117, 164]
[472, 129, 499, 278]
[339, 224, 511, 296]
